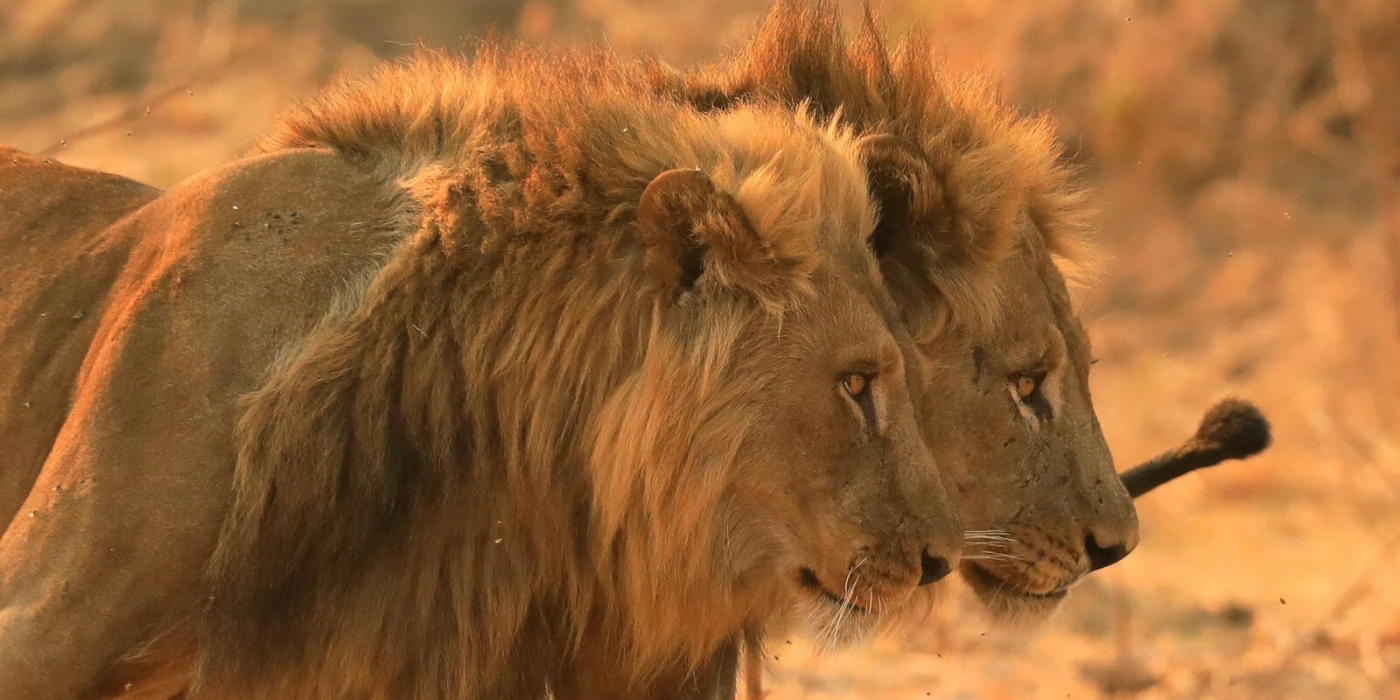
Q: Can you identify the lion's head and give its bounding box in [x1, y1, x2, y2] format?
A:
[914, 225, 1137, 623]
[197, 48, 965, 697]
[674, 0, 1139, 626]
[587, 119, 968, 657]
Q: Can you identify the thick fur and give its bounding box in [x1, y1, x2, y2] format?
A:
[200, 46, 963, 700]
[0, 143, 410, 699]
[0, 7, 1146, 699]
[0, 40, 970, 700]
[665, 3, 1145, 691]
[663, 0, 1097, 343]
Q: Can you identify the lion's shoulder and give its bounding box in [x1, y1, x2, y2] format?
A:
[3, 145, 406, 327]
[0, 146, 411, 524]
[74, 146, 411, 360]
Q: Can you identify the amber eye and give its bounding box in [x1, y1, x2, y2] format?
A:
[1013, 374, 1040, 401]
[842, 373, 870, 398]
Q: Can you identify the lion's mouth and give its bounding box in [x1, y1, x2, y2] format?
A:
[798, 568, 870, 614]
[962, 562, 1069, 601]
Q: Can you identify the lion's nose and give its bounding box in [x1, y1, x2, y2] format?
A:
[1084, 531, 1132, 572]
[917, 549, 952, 586]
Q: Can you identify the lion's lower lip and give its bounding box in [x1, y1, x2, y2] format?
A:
[964, 563, 1069, 601]
[798, 568, 870, 614]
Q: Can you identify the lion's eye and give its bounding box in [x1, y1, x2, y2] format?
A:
[841, 372, 878, 429]
[842, 373, 870, 398]
[1009, 352, 1052, 403]
[1012, 373, 1044, 401]
[1010, 371, 1052, 423]
[1015, 374, 1038, 400]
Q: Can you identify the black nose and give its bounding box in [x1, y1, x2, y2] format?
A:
[1084, 533, 1130, 572]
[918, 550, 952, 586]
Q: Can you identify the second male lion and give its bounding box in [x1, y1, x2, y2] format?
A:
[656, 1, 1142, 674]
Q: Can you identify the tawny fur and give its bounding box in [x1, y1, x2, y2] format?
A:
[0, 7, 1141, 699]
[667, 0, 1098, 343]
[0, 37, 966, 699]
[657, 3, 1143, 695]
[194, 44, 960, 699]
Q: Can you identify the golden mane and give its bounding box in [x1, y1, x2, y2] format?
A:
[196, 42, 901, 698]
[673, 0, 1097, 339]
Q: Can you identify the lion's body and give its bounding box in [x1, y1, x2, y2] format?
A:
[0, 44, 963, 700]
[0, 145, 407, 698]
[0, 151, 154, 525]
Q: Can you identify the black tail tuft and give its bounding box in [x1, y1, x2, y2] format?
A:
[1195, 398, 1272, 460]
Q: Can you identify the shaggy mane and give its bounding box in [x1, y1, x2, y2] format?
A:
[198, 41, 878, 698]
[675, 0, 1098, 338]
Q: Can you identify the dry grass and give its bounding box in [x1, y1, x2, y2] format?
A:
[2, 0, 1397, 696]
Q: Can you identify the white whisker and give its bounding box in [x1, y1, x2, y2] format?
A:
[964, 534, 1016, 542]
[964, 529, 1015, 538]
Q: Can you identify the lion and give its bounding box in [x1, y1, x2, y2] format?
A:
[0, 44, 966, 699]
[645, 1, 1148, 689]
[676, 0, 1141, 624]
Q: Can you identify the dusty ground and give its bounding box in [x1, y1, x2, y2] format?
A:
[2, 0, 1398, 697]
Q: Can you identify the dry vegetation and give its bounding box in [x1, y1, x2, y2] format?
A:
[2, 0, 1398, 697]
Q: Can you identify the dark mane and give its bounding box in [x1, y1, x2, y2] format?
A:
[674, 0, 1096, 338]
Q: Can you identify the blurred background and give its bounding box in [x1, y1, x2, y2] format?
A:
[2, 0, 1398, 696]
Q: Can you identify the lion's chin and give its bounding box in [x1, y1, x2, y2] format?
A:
[960, 562, 1069, 628]
[789, 602, 879, 650]
[784, 568, 941, 650]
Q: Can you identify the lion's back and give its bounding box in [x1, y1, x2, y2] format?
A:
[0, 146, 407, 527]
[0, 148, 160, 524]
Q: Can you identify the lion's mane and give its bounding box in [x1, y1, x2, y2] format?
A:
[664, 0, 1097, 341]
[195, 44, 875, 699]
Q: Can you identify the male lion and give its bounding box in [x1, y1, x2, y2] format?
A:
[0, 45, 965, 699]
[680, 0, 1141, 622]
[648, 1, 1146, 684]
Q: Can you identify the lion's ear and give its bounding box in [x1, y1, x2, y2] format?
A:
[854, 133, 1014, 335]
[637, 167, 765, 299]
[855, 132, 1014, 271]
[855, 134, 934, 259]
